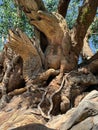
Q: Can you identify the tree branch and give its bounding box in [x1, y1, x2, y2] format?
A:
[15, 0, 49, 54]
[81, 29, 93, 59]
[71, 0, 98, 57]
[58, 0, 70, 18]
[14, 0, 46, 12]
[14, 0, 67, 44]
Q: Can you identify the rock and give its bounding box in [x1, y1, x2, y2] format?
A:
[47, 90, 98, 130]
[46, 108, 75, 129]
[70, 116, 94, 130]
[70, 115, 98, 130]
[60, 90, 98, 130]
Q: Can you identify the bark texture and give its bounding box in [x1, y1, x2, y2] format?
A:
[0, 0, 98, 129]
[14, 0, 98, 73]
[58, 0, 70, 18]
[7, 29, 42, 80]
[82, 30, 93, 59]
[71, 0, 98, 57]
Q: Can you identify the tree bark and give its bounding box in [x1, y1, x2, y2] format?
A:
[71, 0, 98, 57]
[79, 48, 98, 75]
[81, 30, 93, 60]
[14, 0, 78, 74]
[7, 29, 42, 80]
[5, 0, 98, 120]
[58, 0, 70, 18]
[81, 52, 98, 75]
[0, 1, 98, 127]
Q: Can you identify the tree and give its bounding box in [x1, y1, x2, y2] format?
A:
[0, 0, 34, 46]
[0, 0, 98, 126]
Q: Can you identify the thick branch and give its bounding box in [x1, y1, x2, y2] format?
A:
[71, 0, 98, 57]
[14, 0, 77, 73]
[15, 0, 49, 53]
[58, 0, 70, 18]
[14, 0, 67, 43]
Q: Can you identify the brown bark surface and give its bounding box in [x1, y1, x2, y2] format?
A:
[71, 0, 98, 57]
[82, 30, 93, 59]
[7, 29, 42, 80]
[14, 0, 78, 74]
[58, 0, 70, 18]
[0, 0, 98, 129]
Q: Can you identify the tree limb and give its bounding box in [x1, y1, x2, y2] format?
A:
[14, 0, 67, 43]
[71, 0, 98, 57]
[14, 0, 79, 73]
[81, 29, 93, 59]
[58, 0, 70, 18]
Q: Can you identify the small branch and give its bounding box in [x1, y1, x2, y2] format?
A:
[58, 0, 70, 18]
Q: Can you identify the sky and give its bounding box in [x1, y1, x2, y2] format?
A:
[0, 0, 2, 5]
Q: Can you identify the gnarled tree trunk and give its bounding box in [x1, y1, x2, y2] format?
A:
[0, 0, 98, 129]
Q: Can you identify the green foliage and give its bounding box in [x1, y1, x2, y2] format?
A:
[0, 38, 3, 51]
[89, 12, 98, 49]
[0, 0, 33, 38]
[0, 0, 98, 50]
[44, 0, 59, 12]
[66, 0, 98, 49]
[91, 17, 98, 34]
[66, 0, 82, 29]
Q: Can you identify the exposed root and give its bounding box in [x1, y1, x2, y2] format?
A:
[31, 69, 59, 85]
[8, 87, 27, 97]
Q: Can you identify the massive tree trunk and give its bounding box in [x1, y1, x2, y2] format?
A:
[0, 0, 98, 128]
[13, 0, 98, 73]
